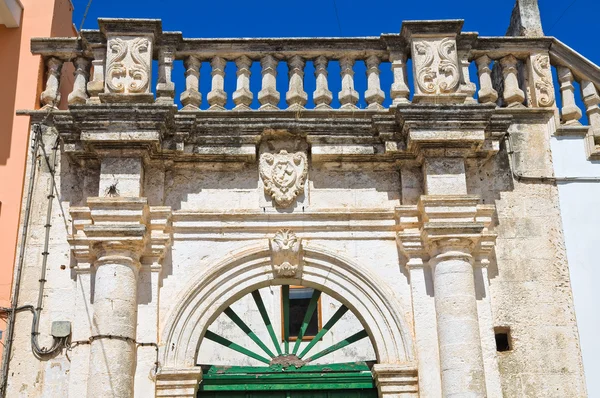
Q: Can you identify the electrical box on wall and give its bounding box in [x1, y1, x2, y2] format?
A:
[51, 321, 71, 338]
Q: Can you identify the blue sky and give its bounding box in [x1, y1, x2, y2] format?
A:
[70, 0, 597, 110]
[72, 0, 596, 63]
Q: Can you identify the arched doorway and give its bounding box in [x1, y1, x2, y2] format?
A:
[198, 285, 377, 396]
[157, 243, 418, 397]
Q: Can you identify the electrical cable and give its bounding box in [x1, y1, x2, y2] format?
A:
[504, 132, 600, 183]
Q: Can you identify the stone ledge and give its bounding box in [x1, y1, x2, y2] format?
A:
[156, 367, 203, 398]
[372, 363, 419, 397]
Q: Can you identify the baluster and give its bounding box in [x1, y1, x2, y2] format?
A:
[458, 51, 476, 103]
[339, 57, 359, 109]
[390, 51, 410, 104]
[475, 55, 498, 104]
[365, 55, 385, 109]
[156, 47, 175, 105]
[87, 46, 106, 104]
[557, 67, 582, 124]
[581, 80, 600, 133]
[233, 56, 253, 111]
[68, 57, 91, 105]
[313, 56, 332, 109]
[258, 55, 279, 110]
[286, 55, 308, 110]
[500, 55, 525, 107]
[207, 56, 227, 110]
[180, 55, 202, 110]
[40, 57, 63, 109]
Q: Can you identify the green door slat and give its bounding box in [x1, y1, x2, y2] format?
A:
[252, 290, 283, 356]
[204, 330, 271, 364]
[305, 329, 369, 362]
[292, 289, 321, 355]
[282, 285, 290, 354]
[224, 307, 276, 359]
[298, 305, 349, 359]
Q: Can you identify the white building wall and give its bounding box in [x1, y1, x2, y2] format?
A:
[551, 135, 600, 398]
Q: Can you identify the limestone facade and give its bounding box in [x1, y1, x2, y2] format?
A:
[3, 10, 595, 398]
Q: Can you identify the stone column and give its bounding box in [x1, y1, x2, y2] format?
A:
[399, 154, 496, 397]
[69, 152, 172, 396]
[419, 194, 494, 398]
[88, 234, 144, 398]
[429, 232, 486, 396]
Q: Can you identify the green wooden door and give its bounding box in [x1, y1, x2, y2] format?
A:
[201, 390, 377, 397]
[197, 287, 378, 397]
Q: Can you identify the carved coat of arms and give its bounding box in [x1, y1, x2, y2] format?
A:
[259, 150, 308, 208]
[270, 229, 302, 278]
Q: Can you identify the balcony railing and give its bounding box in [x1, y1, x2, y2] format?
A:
[30, 18, 600, 158]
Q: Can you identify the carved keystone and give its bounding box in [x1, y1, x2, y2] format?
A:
[270, 229, 303, 278]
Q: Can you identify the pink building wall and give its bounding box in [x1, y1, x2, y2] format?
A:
[0, 0, 75, 353]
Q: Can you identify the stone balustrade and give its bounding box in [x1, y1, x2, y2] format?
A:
[31, 19, 600, 157]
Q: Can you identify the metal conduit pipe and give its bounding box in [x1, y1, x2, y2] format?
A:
[0, 125, 65, 397]
[0, 126, 41, 396]
[504, 132, 600, 183]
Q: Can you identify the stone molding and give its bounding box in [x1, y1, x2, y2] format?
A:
[68, 197, 172, 267]
[155, 368, 203, 398]
[372, 364, 419, 397]
[396, 195, 496, 266]
[160, 242, 415, 369]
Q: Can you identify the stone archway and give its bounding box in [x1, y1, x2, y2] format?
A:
[156, 242, 418, 397]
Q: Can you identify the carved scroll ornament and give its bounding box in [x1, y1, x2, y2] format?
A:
[259, 150, 308, 208]
[532, 53, 555, 107]
[106, 37, 151, 94]
[413, 38, 460, 95]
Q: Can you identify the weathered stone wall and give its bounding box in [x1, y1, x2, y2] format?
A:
[5, 13, 593, 398]
[466, 115, 587, 397]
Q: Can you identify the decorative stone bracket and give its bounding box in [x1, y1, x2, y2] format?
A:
[396, 195, 497, 266]
[269, 229, 303, 278]
[68, 197, 172, 269]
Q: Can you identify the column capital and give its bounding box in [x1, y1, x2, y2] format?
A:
[68, 197, 172, 267]
[372, 363, 419, 397]
[396, 195, 496, 267]
[156, 368, 203, 398]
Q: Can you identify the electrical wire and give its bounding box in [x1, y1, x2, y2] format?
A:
[547, 0, 577, 34]
[504, 132, 600, 183]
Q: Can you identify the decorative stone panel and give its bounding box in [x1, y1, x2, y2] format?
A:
[98, 19, 161, 103]
[401, 20, 467, 104]
[526, 52, 555, 107]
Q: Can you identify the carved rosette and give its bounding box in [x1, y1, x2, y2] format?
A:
[105, 36, 152, 94]
[530, 53, 555, 107]
[259, 149, 308, 207]
[412, 38, 460, 95]
[270, 229, 302, 278]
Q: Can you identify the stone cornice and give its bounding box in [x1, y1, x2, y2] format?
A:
[22, 105, 513, 163]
